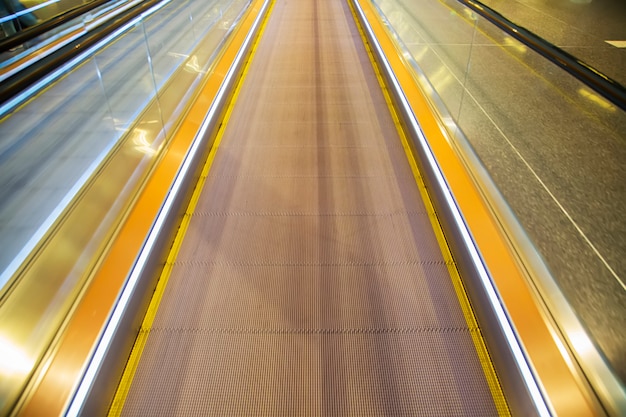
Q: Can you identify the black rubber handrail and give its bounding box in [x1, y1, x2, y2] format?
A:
[0, 0, 112, 52]
[458, 0, 626, 111]
[0, 0, 162, 106]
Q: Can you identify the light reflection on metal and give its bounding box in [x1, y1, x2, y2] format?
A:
[503, 36, 527, 53]
[568, 328, 598, 358]
[579, 88, 616, 111]
[185, 55, 203, 73]
[462, 8, 477, 21]
[132, 128, 158, 156]
[605, 40, 626, 48]
[404, 45, 428, 63]
[0, 333, 33, 376]
[429, 66, 452, 91]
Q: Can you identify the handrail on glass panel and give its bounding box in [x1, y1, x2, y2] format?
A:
[0, 0, 163, 107]
[457, 0, 626, 111]
[0, 0, 111, 52]
[0, 1, 141, 82]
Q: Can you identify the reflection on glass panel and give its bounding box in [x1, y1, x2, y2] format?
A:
[143, 0, 195, 91]
[0, 331, 35, 414]
[0, 0, 106, 40]
[0, 56, 114, 284]
[151, 0, 247, 132]
[0, 1, 141, 75]
[0, 0, 250, 291]
[95, 22, 159, 134]
[0, 0, 40, 36]
[372, 0, 626, 383]
[194, 1, 225, 38]
[376, 0, 475, 120]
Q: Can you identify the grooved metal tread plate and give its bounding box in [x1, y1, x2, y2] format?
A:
[120, 0, 500, 415]
[124, 332, 494, 416]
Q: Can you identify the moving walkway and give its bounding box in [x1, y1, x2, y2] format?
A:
[0, 0, 624, 415]
[113, 0, 508, 414]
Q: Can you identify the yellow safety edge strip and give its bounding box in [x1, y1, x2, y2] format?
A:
[346, 0, 511, 414]
[107, 0, 275, 414]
